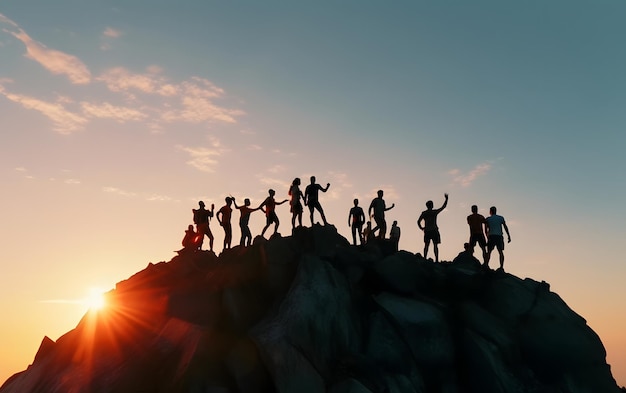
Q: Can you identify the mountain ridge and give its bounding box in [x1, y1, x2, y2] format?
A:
[1, 224, 623, 393]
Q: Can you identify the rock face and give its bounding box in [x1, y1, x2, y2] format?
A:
[1, 225, 622, 393]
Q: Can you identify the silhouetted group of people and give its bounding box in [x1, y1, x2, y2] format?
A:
[182, 183, 511, 270]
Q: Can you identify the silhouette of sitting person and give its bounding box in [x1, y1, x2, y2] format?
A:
[233, 197, 262, 247]
[417, 193, 448, 262]
[304, 176, 330, 225]
[192, 201, 214, 252]
[216, 197, 234, 250]
[289, 178, 305, 230]
[467, 205, 488, 264]
[348, 198, 365, 245]
[485, 206, 511, 271]
[390, 220, 401, 252]
[258, 189, 288, 238]
[181, 224, 201, 251]
[368, 190, 395, 239]
[363, 221, 374, 244]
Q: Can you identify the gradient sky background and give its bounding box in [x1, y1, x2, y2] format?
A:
[1, 0, 624, 386]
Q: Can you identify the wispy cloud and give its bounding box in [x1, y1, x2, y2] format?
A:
[100, 27, 123, 51]
[6, 26, 91, 84]
[103, 187, 137, 198]
[81, 101, 147, 122]
[64, 179, 81, 184]
[0, 83, 88, 134]
[449, 162, 492, 187]
[177, 145, 221, 173]
[0, 13, 19, 28]
[103, 27, 122, 38]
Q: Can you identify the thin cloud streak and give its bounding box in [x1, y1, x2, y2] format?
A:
[449, 163, 492, 187]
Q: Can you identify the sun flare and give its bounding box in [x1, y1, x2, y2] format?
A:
[84, 288, 107, 311]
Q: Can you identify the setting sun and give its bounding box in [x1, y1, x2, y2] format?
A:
[84, 288, 106, 311]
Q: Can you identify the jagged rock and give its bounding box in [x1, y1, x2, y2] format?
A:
[1, 225, 622, 393]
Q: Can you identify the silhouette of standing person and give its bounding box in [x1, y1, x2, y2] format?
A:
[363, 221, 374, 244]
[348, 198, 366, 245]
[485, 206, 511, 271]
[289, 178, 305, 230]
[233, 197, 262, 247]
[192, 201, 214, 252]
[417, 193, 449, 262]
[304, 176, 330, 225]
[259, 189, 288, 238]
[467, 205, 488, 264]
[216, 197, 234, 250]
[390, 220, 401, 252]
[368, 190, 395, 239]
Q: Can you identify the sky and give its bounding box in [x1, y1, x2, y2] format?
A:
[0, 0, 625, 386]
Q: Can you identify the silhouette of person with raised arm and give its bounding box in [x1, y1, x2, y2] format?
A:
[289, 178, 305, 230]
[368, 190, 395, 239]
[390, 220, 401, 252]
[417, 193, 449, 262]
[216, 197, 234, 250]
[181, 224, 201, 252]
[485, 206, 511, 271]
[259, 189, 288, 238]
[233, 197, 262, 247]
[348, 198, 366, 245]
[467, 205, 488, 264]
[304, 176, 330, 225]
[192, 201, 214, 252]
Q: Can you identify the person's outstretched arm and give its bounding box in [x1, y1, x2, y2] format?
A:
[276, 199, 289, 205]
[437, 193, 449, 212]
[322, 183, 330, 192]
[385, 203, 395, 212]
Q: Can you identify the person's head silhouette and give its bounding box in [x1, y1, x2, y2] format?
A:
[293, 178, 301, 186]
[471, 205, 478, 213]
[353, 198, 359, 206]
[310, 176, 316, 184]
[225, 197, 233, 206]
[269, 189, 275, 197]
[244, 198, 251, 206]
[188, 224, 194, 231]
[199, 201, 205, 208]
[426, 200, 434, 209]
[490, 206, 497, 215]
[377, 190, 383, 198]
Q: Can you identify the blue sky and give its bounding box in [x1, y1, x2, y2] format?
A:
[1, 0, 625, 386]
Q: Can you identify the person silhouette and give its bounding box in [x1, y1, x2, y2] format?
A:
[390, 220, 401, 252]
[259, 189, 288, 238]
[304, 176, 330, 225]
[216, 197, 234, 250]
[181, 224, 201, 252]
[467, 205, 488, 264]
[417, 193, 449, 262]
[192, 201, 214, 252]
[363, 221, 374, 244]
[348, 198, 366, 245]
[232, 197, 262, 247]
[368, 190, 395, 239]
[485, 206, 511, 271]
[289, 178, 305, 230]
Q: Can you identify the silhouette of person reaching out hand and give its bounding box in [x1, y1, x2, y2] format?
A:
[232, 197, 262, 247]
[304, 176, 330, 226]
[417, 193, 448, 262]
[192, 201, 214, 252]
[485, 206, 511, 271]
[216, 197, 234, 251]
[289, 178, 305, 230]
[348, 198, 366, 245]
[368, 190, 395, 239]
[259, 189, 288, 238]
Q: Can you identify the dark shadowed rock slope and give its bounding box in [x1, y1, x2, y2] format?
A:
[1, 225, 623, 393]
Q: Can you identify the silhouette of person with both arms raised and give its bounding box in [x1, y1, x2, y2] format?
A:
[259, 189, 288, 238]
[485, 206, 511, 271]
[232, 197, 262, 247]
[289, 178, 305, 230]
[216, 197, 234, 250]
[368, 190, 395, 239]
[348, 198, 366, 245]
[304, 176, 330, 226]
[192, 201, 214, 252]
[467, 204, 488, 264]
[417, 193, 448, 262]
